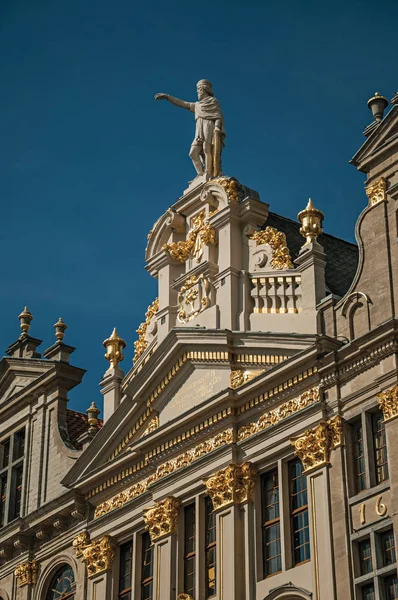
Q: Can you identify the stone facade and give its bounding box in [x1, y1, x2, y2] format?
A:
[1, 94, 398, 600]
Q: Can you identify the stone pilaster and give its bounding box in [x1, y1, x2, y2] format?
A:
[379, 385, 398, 551]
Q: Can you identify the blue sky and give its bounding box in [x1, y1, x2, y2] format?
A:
[1, 0, 397, 414]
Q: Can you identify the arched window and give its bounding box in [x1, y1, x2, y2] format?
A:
[47, 565, 76, 600]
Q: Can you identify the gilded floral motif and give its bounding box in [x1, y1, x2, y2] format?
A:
[238, 387, 320, 441]
[204, 462, 257, 511]
[143, 496, 181, 543]
[291, 415, 343, 472]
[250, 227, 294, 270]
[230, 369, 264, 389]
[94, 429, 234, 519]
[142, 415, 159, 436]
[163, 211, 217, 263]
[14, 561, 38, 587]
[178, 274, 210, 323]
[378, 385, 398, 422]
[133, 298, 159, 362]
[366, 177, 387, 206]
[73, 531, 116, 578]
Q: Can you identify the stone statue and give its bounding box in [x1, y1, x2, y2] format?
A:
[155, 80, 225, 178]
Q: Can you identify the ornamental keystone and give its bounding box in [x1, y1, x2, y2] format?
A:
[378, 385, 398, 422]
[291, 415, 343, 473]
[14, 560, 38, 587]
[203, 462, 257, 511]
[103, 327, 126, 368]
[143, 496, 181, 543]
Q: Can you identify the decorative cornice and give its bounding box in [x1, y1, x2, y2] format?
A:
[238, 387, 320, 441]
[365, 177, 387, 206]
[14, 560, 38, 587]
[133, 298, 159, 362]
[291, 415, 343, 473]
[250, 227, 294, 270]
[73, 531, 116, 578]
[94, 429, 234, 519]
[163, 211, 217, 263]
[143, 496, 181, 543]
[378, 385, 398, 422]
[204, 462, 257, 511]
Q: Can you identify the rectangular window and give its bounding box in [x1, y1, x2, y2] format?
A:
[141, 532, 153, 600]
[0, 475, 7, 528]
[0, 429, 25, 528]
[380, 529, 396, 567]
[353, 421, 366, 492]
[361, 583, 375, 600]
[383, 574, 398, 600]
[358, 538, 373, 575]
[13, 430, 25, 462]
[372, 412, 389, 484]
[1, 439, 10, 470]
[8, 465, 23, 521]
[205, 496, 216, 598]
[119, 541, 133, 600]
[184, 503, 196, 599]
[262, 469, 281, 577]
[289, 459, 310, 565]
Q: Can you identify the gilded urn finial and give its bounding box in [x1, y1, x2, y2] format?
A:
[86, 401, 100, 432]
[18, 306, 33, 335]
[367, 92, 388, 122]
[54, 317, 67, 341]
[103, 327, 126, 368]
[298, 198, 324, 244]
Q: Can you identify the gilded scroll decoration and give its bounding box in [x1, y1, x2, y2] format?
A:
[133, 298, 159, 362]
[291, 415, 343, 472]
[143, 496, 181, 543]
[230, 369, 264, 389]
[204, 462, 257, 511]
[210, 176, 245, 203]
[178, 274, 210, 323]
[14, 561, 38, 587]
[163, 211, 217, 263]
[238, 387, 320, 441]
[378, 385, 398, 422]
[94, 429, 234, 519]
[73, 531, 116, 578]
[250, 227, 294, 270]
[366, 177, 387, 206]
[142, 415, 159, 436]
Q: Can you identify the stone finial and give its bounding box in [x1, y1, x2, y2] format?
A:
[298, 198, 324, 245]
[18, 306, 33, 335]
[86, 401, 100, 433]
[54, 317, 67, 341]
[367, 92, 388, 122]
[103, 328, 126, 369]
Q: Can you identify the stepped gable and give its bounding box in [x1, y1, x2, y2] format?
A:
[266, 211, 359, 298]
[66, 409, 103, 450]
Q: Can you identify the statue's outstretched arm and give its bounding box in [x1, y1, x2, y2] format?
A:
[155, 93, 192, 111]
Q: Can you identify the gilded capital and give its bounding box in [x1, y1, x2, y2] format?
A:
[297, 198, 324, 244]
[73, 531, 116, 578]
[103, 327, 126, 368]
[365, 177, 387, 206]
[292, 415, 343, 473]
[378, 385, 398, 422]
[14, 560, 38, 587]
[204, 462, 257, 511]
[143, 496, 181, 543]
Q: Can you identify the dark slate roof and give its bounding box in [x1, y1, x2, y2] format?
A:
[266, 212, 359, 298]
[66, 409, 103, 450]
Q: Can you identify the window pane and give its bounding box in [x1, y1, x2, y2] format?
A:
[361, 583, 375, 600]
[205, 497, 216, 598]
[262, 470, 281, 577]
[380, 530, 396, 567]
[384, 573, 398, 600]
[0, 474, 7, 527]
[372, 412, 389, 484]
[184, 503, 196, 599]
[141, 532, 153, 600]
[13, 430, 25, 461]
[1, 439, 10, 470]
[289, 459, 310, 565]
[353, 421, 366, 492]
[8, 465, 23, 521]
[119, 541, 132, 599]
[47, 565, 76, 599]
[358, 538, 372, 575]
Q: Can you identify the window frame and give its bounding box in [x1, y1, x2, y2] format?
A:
[261, 468, 282, 578]
[289, 458, 310, 567]
[141, 531, 153, 600]
[204, 496, 216, 599]
[46, 564, 76, 600]
[183, 502, 196, 599]
[0, 428, 25, 528]
[118, 540, 133, 600]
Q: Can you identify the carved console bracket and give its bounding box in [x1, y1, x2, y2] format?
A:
[291, 415, 343, 473]
[14, 560, 38, 587]
[203, 462, 257, 511]
[143, 496, 181, 543]
[73, 531, 116, 578]
[378, 385, 398, 422]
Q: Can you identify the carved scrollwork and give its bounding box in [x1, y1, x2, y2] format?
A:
[365, 177, 387, 206]
[230, 369, 264, 389]
[210, 176, 245, 204]
[143, 497, 181, 543]
[250, 227, 294, 270]
[14, 560, 38, 587]
[73, 531, 116, 578]
[178, 274, 210, 323]
[291, 415, 343, 472]
[378, 385, 398, 422]
[163, 211, 217, 263]
[204, 462, 257, 511]
[133, 298, 159, 362]
[142, 415, 159, 436]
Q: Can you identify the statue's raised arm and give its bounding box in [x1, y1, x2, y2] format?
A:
[154, 80, 225, 178]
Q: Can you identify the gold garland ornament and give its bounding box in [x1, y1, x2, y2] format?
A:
[250, 227, 294, 270]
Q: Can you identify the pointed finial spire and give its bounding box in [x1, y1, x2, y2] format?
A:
[298, 198, 324, 245]
[86, 401, 100, 433]
[367, 92, 388, 122]
[54, 317, 67, 341]
[18, 306, 33, 335]
[103, 327, 126, 368]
